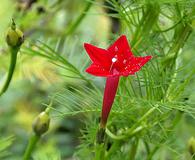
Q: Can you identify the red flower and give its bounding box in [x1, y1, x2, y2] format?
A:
[84, 35, 152, 77]
[84, 35, 152, 128]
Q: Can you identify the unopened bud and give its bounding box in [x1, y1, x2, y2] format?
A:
[188, 137, 195, 156]
[32, 111, 50, 136]
[6, 19, 24, 48]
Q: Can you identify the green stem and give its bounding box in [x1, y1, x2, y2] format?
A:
[94, 144, 105, 160]
[0, 47, 19, 96]
[164, 23, 192, 101]
[169, 24, 192, 59]
[129, 138, 139, 160]
[143, 140, 150, 156]
[124, 107, 156, 136]
[106, 107, 156, 140]
[106, 141, 122, 159]
[23, 134, 40, 160]
[146, 146, 159, 160]
[131, 3, 160, 48]
[64, 0, 94, 36]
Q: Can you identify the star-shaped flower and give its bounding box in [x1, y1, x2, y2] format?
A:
[84, 35, 152, 136]
[84, 35, 152, 77]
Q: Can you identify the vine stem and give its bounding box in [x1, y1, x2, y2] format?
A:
[129, 138, 139, 160]
[105, 141, 121, 159]
[64, 0, 95, 36]
[0, 47, 19, 96]
[106, 107, 156, 140]
[23, 134, 40, 160]
[94, 144, 105, 160]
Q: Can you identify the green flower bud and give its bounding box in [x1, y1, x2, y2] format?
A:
[32, 111, 50, 136]
[188, 137, 195, 156]
[6, 19, 24, 48]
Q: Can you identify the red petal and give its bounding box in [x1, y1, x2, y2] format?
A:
[121, 56, 152, 76]
[107, 35, 132, 58]
[86, 63, 111, 77]
[133, 56, 152, 68]
[84, 43, 111, 69]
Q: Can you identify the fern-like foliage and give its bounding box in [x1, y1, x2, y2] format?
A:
[0, 136, 14, 159]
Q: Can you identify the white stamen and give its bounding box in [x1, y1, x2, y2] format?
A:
[112, 57, 117, 63]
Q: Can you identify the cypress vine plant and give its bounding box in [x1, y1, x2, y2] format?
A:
[0, 0, 195, 159]
[21, 0, 195, 159]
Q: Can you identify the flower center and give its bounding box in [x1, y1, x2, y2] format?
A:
[109, 56, 118, 73]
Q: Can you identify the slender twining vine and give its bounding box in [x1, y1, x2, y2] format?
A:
[0, 19, 24, 96]
[64, 0, 95, 36]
